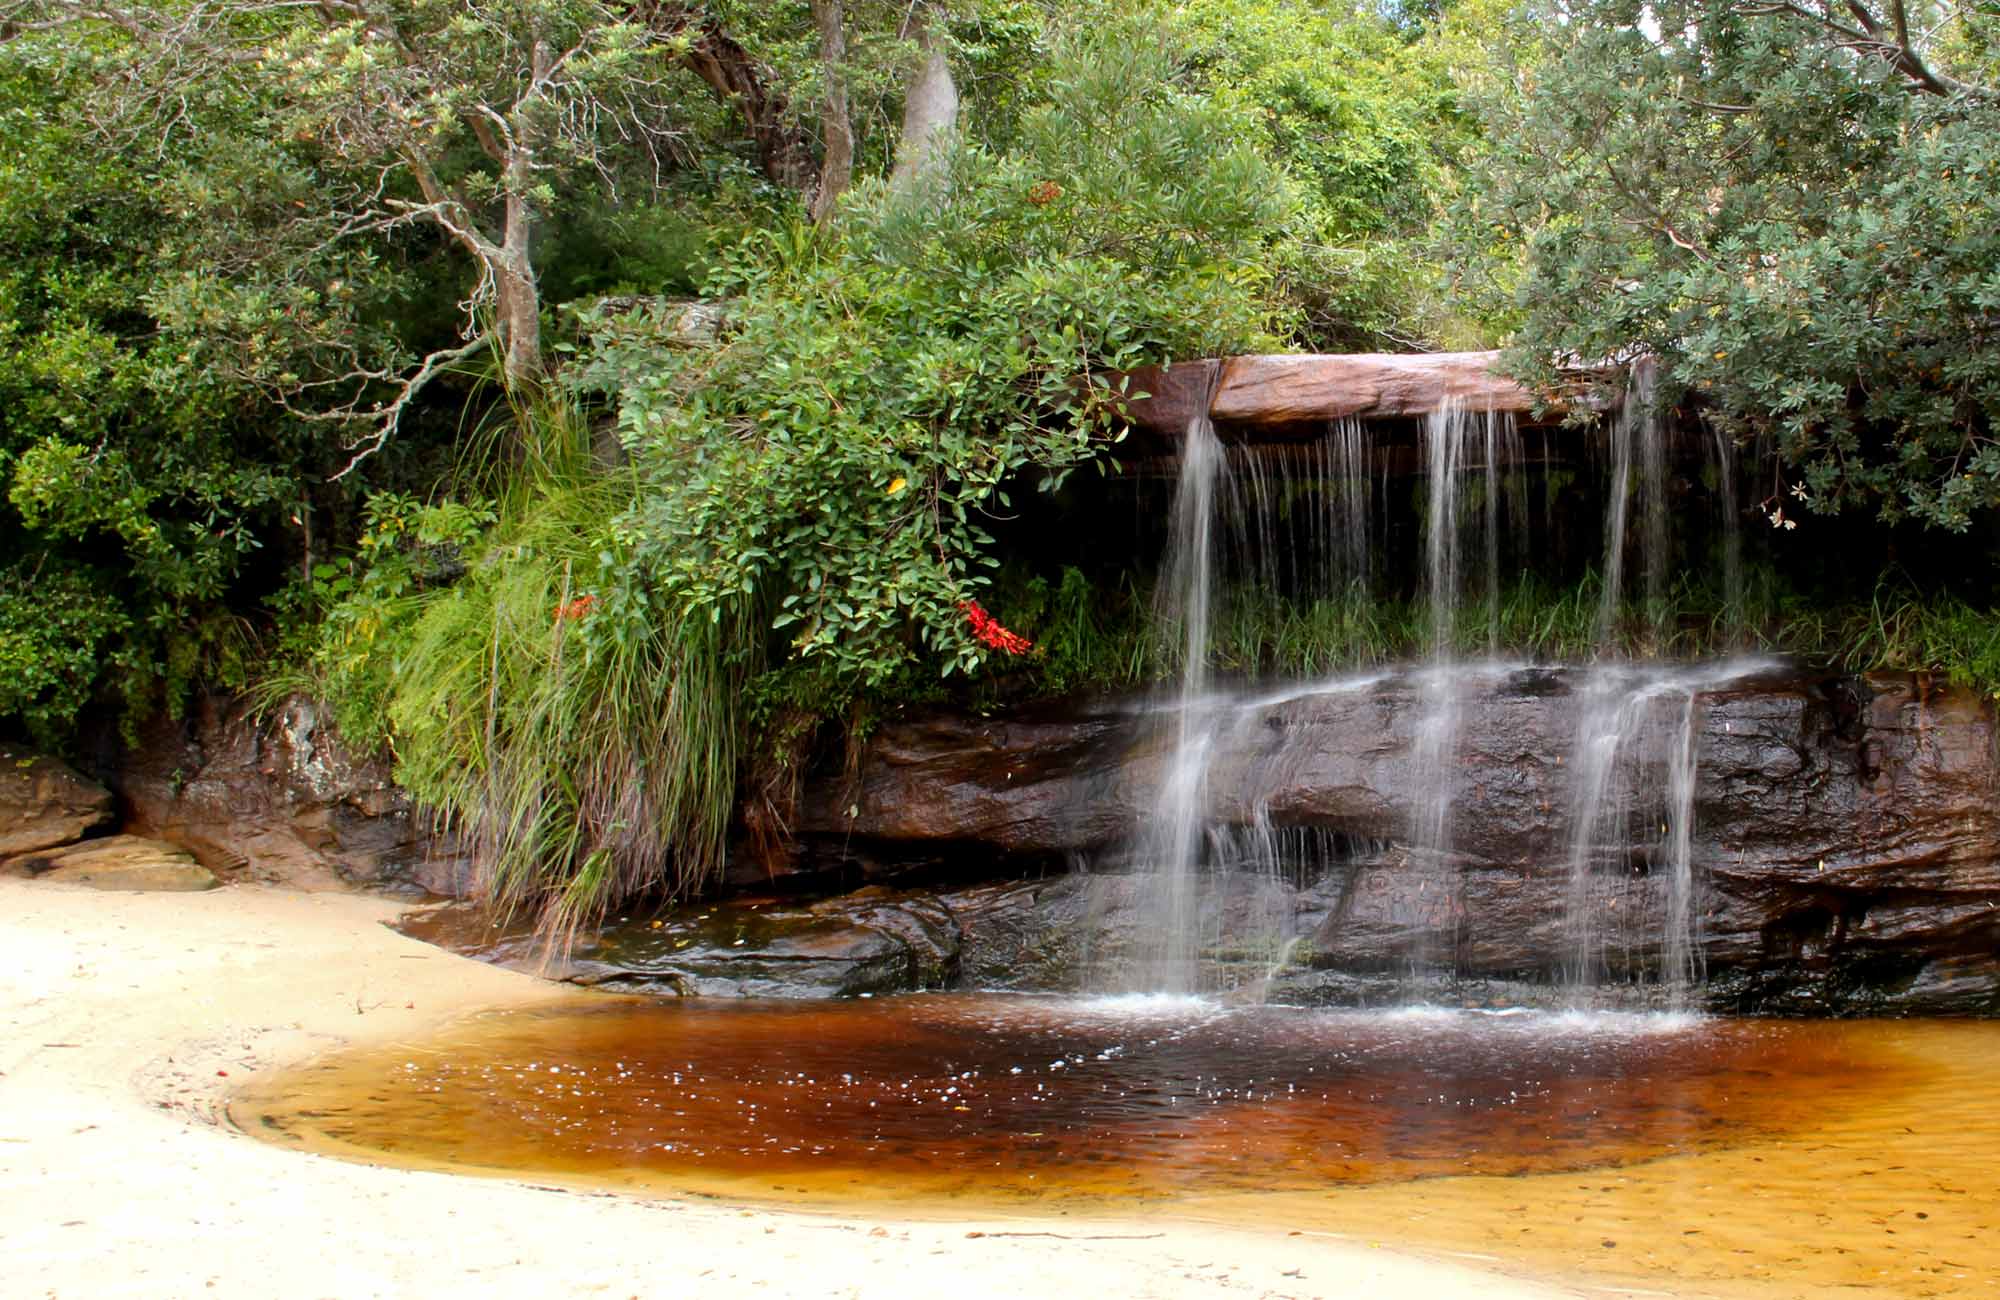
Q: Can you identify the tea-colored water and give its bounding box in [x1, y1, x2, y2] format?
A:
[236, 996, 2000, 1297]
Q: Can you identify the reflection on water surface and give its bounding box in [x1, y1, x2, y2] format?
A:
[241, 994, 1886, 1196]
[238, 996, 2000, 1297]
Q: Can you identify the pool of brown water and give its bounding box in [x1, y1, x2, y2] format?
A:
[239, 994, 1904, 1199]
[238, 996, 2000, 1296]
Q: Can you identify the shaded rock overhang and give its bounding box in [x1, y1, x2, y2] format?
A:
[1099, 352, 1614, 453]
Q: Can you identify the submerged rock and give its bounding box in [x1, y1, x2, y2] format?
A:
[403, 888, 962, 999]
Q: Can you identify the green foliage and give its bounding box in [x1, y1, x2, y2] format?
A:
[1840, 592, 2000, 698]
[988, 566, 1153, 694]
[268, 489, 496, 751]
[1174, 0, 1476, 348]
[281, 398, 739, 937]
[0, 43, 400, 736]
[0, 567, 130, 745]
[985, 563, 2000, 701]
[387, 474, 739, 941]
[1462, 0, 2000, 529]
[705, 0, 1053, 165]
[588, 15, 1293, 700]
[1732, 570, 2000, 699]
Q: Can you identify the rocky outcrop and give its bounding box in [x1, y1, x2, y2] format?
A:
[0, 746, 113, 856]
[770, 666, 2000, 1013]
[1101, 353, 1616, 444]
[400, 665, 2000, 1013]
[2, 834, 217, 891]
[1212, 353, 1540, 426]
[106, 693, 469, 897]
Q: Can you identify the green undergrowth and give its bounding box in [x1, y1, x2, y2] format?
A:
[386, 494, 740, 947]
[270, 401, 744, 947]
[973, 564, 2000, 702]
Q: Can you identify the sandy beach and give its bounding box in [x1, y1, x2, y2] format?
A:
[0, 876, 1592, 1300]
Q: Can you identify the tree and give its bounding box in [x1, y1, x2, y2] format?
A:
[0, 36, 405, 738]
[807, 0, 854, 222]
[1462, 0, 2000, 528]
[363, 9, 1300, 929]
[888, 2, 960, 191]
[1171, 0, 1478, 349]
[0, 0, 826, 470]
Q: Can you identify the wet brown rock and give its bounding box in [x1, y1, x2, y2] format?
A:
[404, 888, 961, 999]
[1102, 352, 1620, 444]
[791, 707, 1139, 858]
[1091, 359, 1218, 439]
[4, 834, 218, 891]
[786, 668, 2000, 1012]
[0, 746, 113, 856]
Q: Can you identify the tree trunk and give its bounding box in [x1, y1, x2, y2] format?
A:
[496, 48, 546, 389]
[889, 12, 959, 193]
[808, 0, 853, 224]
[681, 23, 821, 193]
[494, 255, 542, 389]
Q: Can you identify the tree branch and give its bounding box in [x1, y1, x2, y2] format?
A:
[1736, 0, 1996, 99]
[329, 334, 495, 481]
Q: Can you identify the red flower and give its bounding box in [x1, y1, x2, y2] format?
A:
[554, 594, 598, 622]
[1026, 180, 1064, 207]
[959, 600, 1032, 655]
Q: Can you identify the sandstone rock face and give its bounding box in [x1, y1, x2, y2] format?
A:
[776, 666, 2000, 1013]
[400, 665, 2000, 1013]
[1103, 352, 1618, 445]
[3, 834, 218, 891]
[106, 693, 469, 897]
[0, 746, 113, 856]
[1210, 352, 1538, 426]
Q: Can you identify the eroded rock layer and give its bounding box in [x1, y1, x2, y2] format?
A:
[0, 747, 113, 856]
[744, 666, 1997, 1013]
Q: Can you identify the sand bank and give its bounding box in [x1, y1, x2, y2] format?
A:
[0, 877, 1579, 1299]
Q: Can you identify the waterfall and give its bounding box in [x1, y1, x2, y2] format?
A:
[1562, 360, 1725, 1005]
[1407, 402, 1470, 978]
[1114, 410, 1389, 995]
[1105, 355, 1738, 1006]
[1560, 673, 1672, 988]
[1405, 399, 1521, 983]
[1711, 424, 1744, 646]
[1662, 690, 1704, 1007]
[1235, 419, 1376, 604]
[1126, 412, 1231, 994]
[1328, 417, 1373, 600]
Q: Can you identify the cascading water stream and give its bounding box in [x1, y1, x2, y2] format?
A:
[1406, 404, 1469, 978]
[1113, 355, 1742, 1007]
[1114, 407, 1393, 996]
[1329, 416, 1374, 600]
[1236, 418, 1376, 603]
[1128, 410, 1231, 994]
[1711, 424, 1744, 646]
[1663, 690, 1705, 1005]
[1406, 398, 1520, 982]
[1560, 360, 1744, 1008]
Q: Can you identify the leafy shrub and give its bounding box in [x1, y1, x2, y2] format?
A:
[589, 15, 1292, 695]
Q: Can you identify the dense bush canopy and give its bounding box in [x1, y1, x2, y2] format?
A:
[1467, 0, 2000, 529]
[7, 0, 2000, 921]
